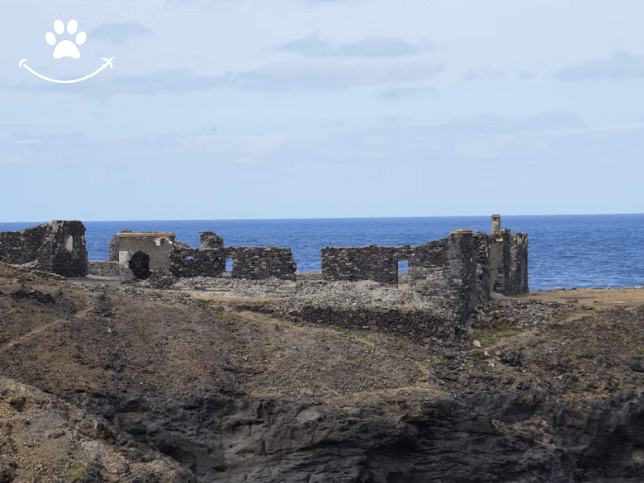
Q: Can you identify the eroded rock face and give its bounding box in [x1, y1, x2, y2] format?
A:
[81, 393, 644, 483]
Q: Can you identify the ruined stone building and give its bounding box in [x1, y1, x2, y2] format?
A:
[0, 220, 87, 277]
[114, 231, 297, 285]
[0, 215, 528, 321]
[319, 216, 528, 321]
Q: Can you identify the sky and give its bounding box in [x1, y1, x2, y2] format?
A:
[1, 0, 643, 221]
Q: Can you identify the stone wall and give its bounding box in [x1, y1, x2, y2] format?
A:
[507, 233, 528, 296]
[408, 231, 483, 322]
[473, 232, 491, 306]
[487, 229, 529, 296]
[108, 230, 131, 261]
[488, 229, 511, 295]
[319, 230, 498, 322]
[408, 238, 449, 283]
[170, 248, 226, 278]
[88, 260, 120, 277]
[170, 246, 297, 281]
[229, 246, 297, 281]
[321, 246, 411, 285]
[0, 221, 88, 277]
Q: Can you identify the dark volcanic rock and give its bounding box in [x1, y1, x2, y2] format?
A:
[82, 393, 644, 483]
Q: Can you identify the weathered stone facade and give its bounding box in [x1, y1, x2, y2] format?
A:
[407, 231, 485, 322]
[0, 221, 88, 277]
[117, 232, 176, 283]
[321, 246, 411, 284]
[488, 229, 511, 295]
[171, 246, 297, 281]
[318, 216, 528, 321]
[108, 230, 131, 261]
[487, 219, 529, 296]
[508, 233, 529, 295]
[116, 231, 297, 283]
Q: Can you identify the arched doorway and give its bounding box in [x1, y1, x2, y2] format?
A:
[129, 251, 151, 279]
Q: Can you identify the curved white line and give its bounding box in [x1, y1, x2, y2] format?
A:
[20, 63, 108, 84]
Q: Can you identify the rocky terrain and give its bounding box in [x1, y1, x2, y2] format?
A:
[3, 262, 644, 482]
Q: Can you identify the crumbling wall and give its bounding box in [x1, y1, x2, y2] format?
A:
[507, 233, 528, 295]
[408, 239, 449, 283]
[108, 230, 131, 261]
[0, 221, 88, 277]
[321, 246, 411, 285]
[406, 231, 491, 321]
[473, 231, 491, 306]
[229, 247, 297, 281]
[200, 231, 224, 248]
[170, 244, 297, 281]
[488, 229, 511, 294]
[170, 248, 226, 278]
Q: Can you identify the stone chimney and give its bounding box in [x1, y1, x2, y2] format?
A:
[491, 214, 501, 235]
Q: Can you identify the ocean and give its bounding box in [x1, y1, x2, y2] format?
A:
[2, 214, 644, 291]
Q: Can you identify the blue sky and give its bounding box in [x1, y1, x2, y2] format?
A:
[1, 0, 643, 221]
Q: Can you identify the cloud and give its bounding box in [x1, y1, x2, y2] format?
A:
[553, 50, 644, 80]
[462, 65, 506, 81]
[377, 86, 435, 99]
[516, 71, 536, 80]
[89, 22, 153, 43]
[0, 59, 445, 95]
[231, 60, 444, 90]
[276, 33, 433, 57]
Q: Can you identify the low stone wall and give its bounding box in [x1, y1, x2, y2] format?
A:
[0, 221, 88, 277]
[236, 302, 454, 344]
[321, 246, 411, 284]
[88, 260, 119, 277]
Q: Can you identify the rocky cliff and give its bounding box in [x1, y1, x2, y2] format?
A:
[1, 262, 644, 482]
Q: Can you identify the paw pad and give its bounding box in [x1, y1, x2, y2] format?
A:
[46, 19, 86, 59]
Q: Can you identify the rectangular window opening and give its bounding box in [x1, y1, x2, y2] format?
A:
[226, 258, 234, 272]
[398, 260, 408, 273]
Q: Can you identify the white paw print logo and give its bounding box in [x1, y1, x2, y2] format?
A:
[46, 20, 86, 59]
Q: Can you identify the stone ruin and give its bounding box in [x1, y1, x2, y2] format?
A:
[0, 216, 528, 321]
[0, 220, 88, 277]
[114, 231, 297, 285]
[319, 216, 528, 321]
